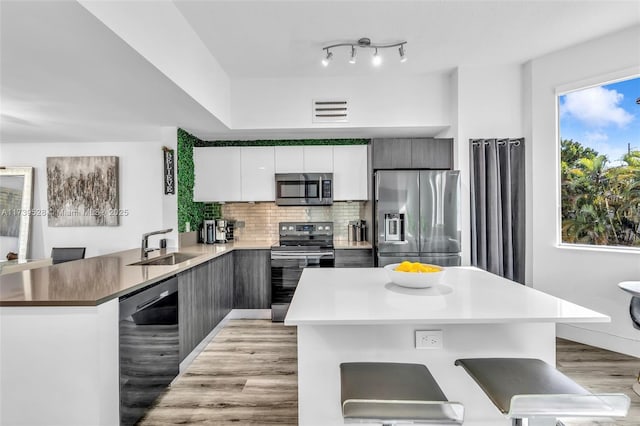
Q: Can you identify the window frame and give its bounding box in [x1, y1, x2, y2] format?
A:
[555, 68, 640, 252]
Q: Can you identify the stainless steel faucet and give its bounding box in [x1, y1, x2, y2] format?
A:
[141, 228, 173, 259]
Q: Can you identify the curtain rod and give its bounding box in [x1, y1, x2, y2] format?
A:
[471, 139, 522, 147]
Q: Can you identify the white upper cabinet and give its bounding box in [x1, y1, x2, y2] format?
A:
[194, 144, 369, 202]
[274, 146, 304, 172]
[241, 146, 275, 201]
[193, 147, 241, 202]
[303, 146, 333, 172]
[333, 145, 368, 201]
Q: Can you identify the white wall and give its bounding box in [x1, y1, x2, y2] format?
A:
[448, 64, 524, 266]
[0, 130, 178, 259]
[231, 73, 451, 130]
[526, 25, 640, 356]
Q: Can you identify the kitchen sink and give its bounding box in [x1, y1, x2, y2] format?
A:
[129, 252, 200, 266]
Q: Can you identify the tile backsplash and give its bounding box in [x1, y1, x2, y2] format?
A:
[221, 202, 368, 242]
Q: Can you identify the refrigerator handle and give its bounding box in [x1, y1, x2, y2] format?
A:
[375, 173, 379, 201]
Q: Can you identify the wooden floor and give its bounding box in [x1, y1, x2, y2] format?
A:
[556, 338, 640, 425]
[142, 320, 640, 425]
[140, 320, 298, 425]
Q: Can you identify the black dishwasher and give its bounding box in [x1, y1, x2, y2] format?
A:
[119, 276, 179, 425]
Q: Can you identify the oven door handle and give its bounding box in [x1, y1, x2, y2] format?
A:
[271, 252, 334, 260]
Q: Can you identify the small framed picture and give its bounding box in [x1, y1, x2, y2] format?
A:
[163, 148, 175, 195]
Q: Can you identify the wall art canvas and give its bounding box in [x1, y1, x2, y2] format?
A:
[47, 156, 119, 227]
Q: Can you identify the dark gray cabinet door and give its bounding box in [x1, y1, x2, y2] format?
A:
[411, 138, 453, 169]
[234, 249, 271, 309]
[213, 252, 234, 325]
[372, 138, 412, 169]
[178, 261, 214, 361]
[335, 249, 374, 268]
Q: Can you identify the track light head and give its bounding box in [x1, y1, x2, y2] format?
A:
[349, 46, 357, 64]
[372, 48, 382, 67]
[321, 50, 333, 67]
[399, 44, 407, 63]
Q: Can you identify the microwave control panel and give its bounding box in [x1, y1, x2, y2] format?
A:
[322, 180, 332, 198]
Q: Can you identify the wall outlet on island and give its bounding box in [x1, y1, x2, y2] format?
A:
[415, 330, 443, 349]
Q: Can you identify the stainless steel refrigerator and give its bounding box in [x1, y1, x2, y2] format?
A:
[375, 170, 461, 267]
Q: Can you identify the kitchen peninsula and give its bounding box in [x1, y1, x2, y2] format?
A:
[285, 267, 610, 426]
[0, 242, 273, 426]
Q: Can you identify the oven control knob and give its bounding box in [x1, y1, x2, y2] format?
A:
[288, 226, 294, 231]
[281, 226, 287, 231]
[318, 226, 323, 230]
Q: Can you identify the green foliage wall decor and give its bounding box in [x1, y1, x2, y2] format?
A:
[194, 139, 369, 147]
[177, 129, 205, 232]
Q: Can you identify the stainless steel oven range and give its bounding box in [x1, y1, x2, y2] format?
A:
[271, 221, 334, 322]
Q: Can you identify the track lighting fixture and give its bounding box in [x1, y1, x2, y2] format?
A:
[372, 48, 382, 67]
[321, 37, 407, 67]
[399, 44, 407, 63]
[321, 50, 333, 67]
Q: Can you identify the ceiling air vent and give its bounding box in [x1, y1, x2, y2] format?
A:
[312, 100, 348, 123]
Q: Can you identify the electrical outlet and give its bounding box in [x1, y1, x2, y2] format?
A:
[415, 330, 443, 349]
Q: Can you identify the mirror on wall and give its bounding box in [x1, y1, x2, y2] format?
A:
[0, 167, 34, 260]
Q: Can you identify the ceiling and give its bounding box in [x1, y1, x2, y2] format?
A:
[1, 0, 639, 143]
[175, 0, 640, 78]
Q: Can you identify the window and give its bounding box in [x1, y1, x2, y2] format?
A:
[559, 75, 640, 248]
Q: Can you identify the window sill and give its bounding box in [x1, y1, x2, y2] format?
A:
[556, 243, 640, 255]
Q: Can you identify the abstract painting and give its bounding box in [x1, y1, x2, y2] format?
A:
[47, 156, 119, 226]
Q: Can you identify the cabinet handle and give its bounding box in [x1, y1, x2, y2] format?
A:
[136, 290, 169, 311]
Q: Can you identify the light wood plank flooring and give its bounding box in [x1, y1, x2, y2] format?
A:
[140, 320, 297, 425]
[556, 338, 640, 426]
[141, 320, 640, 425]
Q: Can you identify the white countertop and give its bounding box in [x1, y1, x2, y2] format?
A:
[284, 266, 609, 325]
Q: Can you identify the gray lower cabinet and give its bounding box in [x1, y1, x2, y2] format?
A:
[233, 249, 271, 309]
[178, 261, 214, 361]
[178, 252, 234, 361]
[373, 138, 453, 170]
[335, 249, 374, 268]
[213, 252, 234, 325]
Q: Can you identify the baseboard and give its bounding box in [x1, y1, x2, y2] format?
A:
[228, 309, 271, 319]
[557, 324, 640, 358]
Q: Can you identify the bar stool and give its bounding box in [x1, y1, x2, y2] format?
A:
[340, 362, 464, 425]
[455, 358, 630, 425]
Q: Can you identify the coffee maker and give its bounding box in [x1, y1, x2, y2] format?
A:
[199, 220, 216, 244]
[215, 219, 228, 243]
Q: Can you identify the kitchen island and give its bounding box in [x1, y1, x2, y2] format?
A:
[284, 267, 609, 426]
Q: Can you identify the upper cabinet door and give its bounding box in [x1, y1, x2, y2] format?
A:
[274, 146, 304, 173]
[193, 147, 241, 202]
[372, 139, 412, 169]
[411, 138, 453, 169]
[333, 145, 368, 201]
[303, 146, 333, 172]
[241, 147, 275, 201]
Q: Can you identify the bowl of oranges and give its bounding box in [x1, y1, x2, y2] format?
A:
[384, 261, 444, 288]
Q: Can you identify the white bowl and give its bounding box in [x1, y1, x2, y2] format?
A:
[384, 263, 445, 289]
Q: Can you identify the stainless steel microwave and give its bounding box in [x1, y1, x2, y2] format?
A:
[275, 173, 333, 206]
